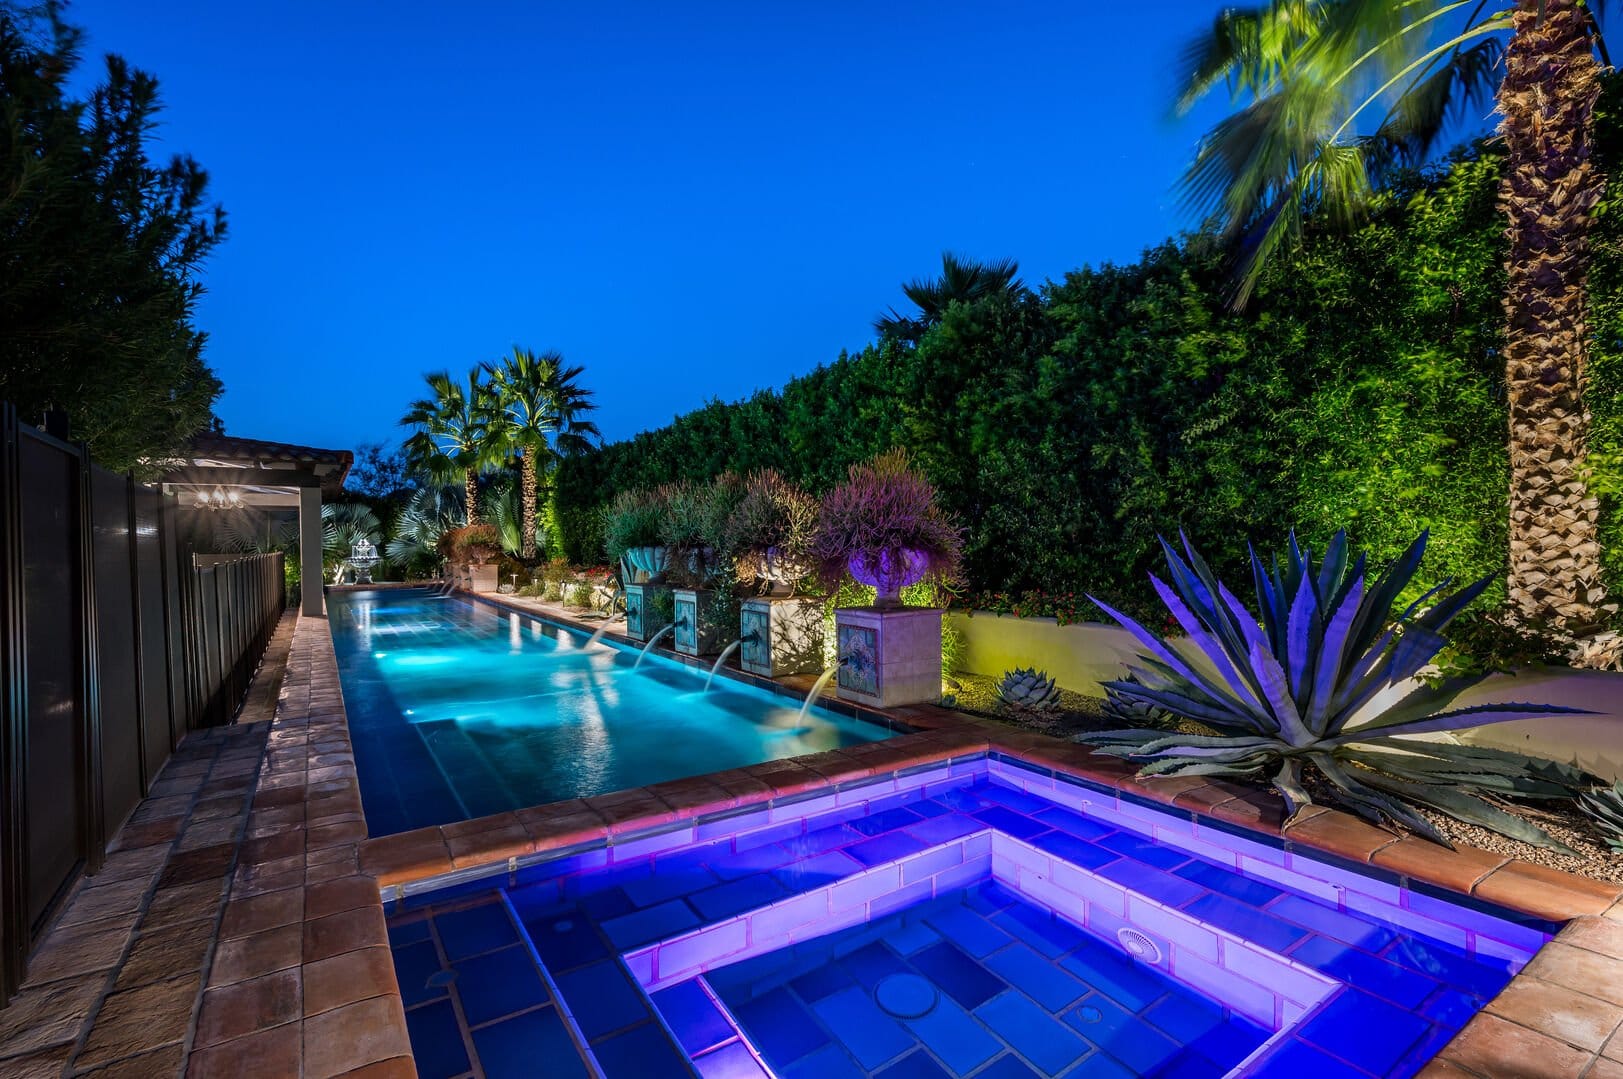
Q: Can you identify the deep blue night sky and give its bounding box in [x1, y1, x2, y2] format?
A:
[63, 2, 1276, 452]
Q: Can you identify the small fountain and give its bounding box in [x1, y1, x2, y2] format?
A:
[347, 538, 380, 584]
[633, 624, 675, 670]
[585, 621, 618, 651]
[797, 665, 839, 724]
[704, 638, 746, 692]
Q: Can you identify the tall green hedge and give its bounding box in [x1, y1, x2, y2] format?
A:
[552, 117, 1623, 623]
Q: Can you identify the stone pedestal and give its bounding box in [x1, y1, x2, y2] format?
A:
[467, 563, 499, 593]
[834, 606, 942, 708]
[740, 597, 825, 678]
[624, 582, 674, 642]
[673, 588, 732, 656]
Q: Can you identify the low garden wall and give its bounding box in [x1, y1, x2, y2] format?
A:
[947, 611, 1623, 782]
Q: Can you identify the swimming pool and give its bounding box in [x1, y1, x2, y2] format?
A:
[329, 588, 898, 836]
[385, 751, 1552, 1078]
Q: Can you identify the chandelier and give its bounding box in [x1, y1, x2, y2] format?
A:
[194, 486, 243, 511]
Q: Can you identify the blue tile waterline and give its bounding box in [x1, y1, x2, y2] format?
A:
[388, 755, 1554, 1078]
[327, 587, 899, 835]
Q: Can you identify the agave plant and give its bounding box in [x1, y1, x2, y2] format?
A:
[1579, 782, 1623, 853]
[1079, 531, 1588, 850]
[997, 668, 1061, 712]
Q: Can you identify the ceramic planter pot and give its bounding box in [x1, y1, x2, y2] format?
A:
[848, 548, 929, 608]
[624, 545, 671, 583]
[737, 546, 812, 596]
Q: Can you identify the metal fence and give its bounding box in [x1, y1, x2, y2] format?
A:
[0, 402, 286, 1001]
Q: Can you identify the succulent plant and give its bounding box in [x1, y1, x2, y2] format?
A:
[997, 667, 1061, 712]
[1579, 782, 1623, 852]
[1078, 529, 1590, 851]
[726, 470, 820, 591]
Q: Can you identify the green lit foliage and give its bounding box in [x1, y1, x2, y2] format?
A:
[1580, 781, 1623, 852]
[548, 90, 1623, 635]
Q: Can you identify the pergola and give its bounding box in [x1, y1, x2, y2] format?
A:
[153, 434, 353, 616]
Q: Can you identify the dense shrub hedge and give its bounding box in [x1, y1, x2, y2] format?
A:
[550, 113, 1623, 623]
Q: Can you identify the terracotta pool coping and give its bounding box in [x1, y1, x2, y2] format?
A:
[341, 590, 1623, 1078]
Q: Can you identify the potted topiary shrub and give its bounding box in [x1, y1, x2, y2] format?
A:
[602, 487, 670, 584]
[814, 449, 962, 608]
[667, 474, 745, 655]
[441, 523, 503, 591]
[726, 469, 818, 596]
[815, 449, 962, 707]
[725, 470, 825, 677]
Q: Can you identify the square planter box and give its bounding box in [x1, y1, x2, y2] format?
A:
[673, 588, 732, 657]
[624, 582, 674, 642]
[834, 606, 942, 708]
[466, 563, 499, 593]
[740, 596, 825, 678]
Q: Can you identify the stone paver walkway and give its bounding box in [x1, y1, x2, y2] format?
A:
[0, 611, 295, 1077]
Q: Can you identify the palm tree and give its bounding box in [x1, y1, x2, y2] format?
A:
[400, 369, 502, 527]
[1177, 0, 1614, 657]
[485, 347, 600, 560]
[874, 252, 1025, 343]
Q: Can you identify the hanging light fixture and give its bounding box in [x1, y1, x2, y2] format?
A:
[194, 486, 243, 511]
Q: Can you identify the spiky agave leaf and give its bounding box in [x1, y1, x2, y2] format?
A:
[1578, 782, 1623, 852]
[1079, 530, 1590, 849]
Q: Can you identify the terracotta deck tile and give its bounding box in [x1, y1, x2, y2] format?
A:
[1116, 773, 1216, 805]
[705, 768, 775, 802]
[302, 945, 399, 1016]
[337, 1055, 417, 1078]
[194, 968, 301, 1049]
[444, 818, 534, 869]
[110, 817, 185, 851]
[20, 916, 132, 985]
[740, 759, 826, 799]
[305, 875, 382, 920]
[1372, 837, 1510, 893]
[242, 831, 305, 864]
[1485, 977, 1623, 1053]
[301, 994, 412, 1076]
[83, 1042, 187, 1079]
[114, 918, 216, 989]
[359, 829, 453, 886]
[642, 776, 736, 814]
[308, 819, 369, 850]
[157, 842, 238, 889]
[184, 1020, 301, 1079]
[1589, 1057, 1623, 1079]
[796, 749, 875, 784]
[1170, 784, 1241, 813]
[251, 784, 306, 809]
[1440, 1012, 1592, 1079]
[0, 973, 104, 1060]
[89, 844, 170, 885]
[219, 887, 305, 939]
[1281, 805, 1400, 859]
[586, 791, 681, 833]
[76, 973, 199, 1068]
[304, 904, 390, 964]
[208, 924, 305, 987]
[2, 1044, 72, 1077]
[1474, 862, 1622, 922]
[308, 849, 362, 884]
[1520, 942, 1623, 1007]
[56, 874, 152, 929]
[1559, 916, 1623, 961]
[143, 875, 225, 920]
[1606, 1026, 1623, 1063]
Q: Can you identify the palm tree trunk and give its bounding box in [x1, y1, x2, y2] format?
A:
[1498, 0, 1609, 651]
[520, 454, 539, 561]
[464, 467, 481, 526]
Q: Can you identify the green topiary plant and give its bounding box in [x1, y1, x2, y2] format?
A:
[602, 488, 667, 562]
[1078, 530, 1589, 850]
[543, 580, 565, 602]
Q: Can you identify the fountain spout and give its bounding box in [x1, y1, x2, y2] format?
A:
[633, 624, 675, 670]
[797, 667, 838, 724]
[704, 641, 742, 692]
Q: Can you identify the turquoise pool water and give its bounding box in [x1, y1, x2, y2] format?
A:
[328, 588, 897, 836]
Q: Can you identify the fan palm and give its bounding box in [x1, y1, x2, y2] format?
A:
[874, 252, 1025, 343]
[400, 369, 503, 527]
[1177, 0, 1615, 655]
[485, 347, 599, 560]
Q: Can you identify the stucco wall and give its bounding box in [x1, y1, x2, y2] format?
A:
[947, 611, 1623, 782]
